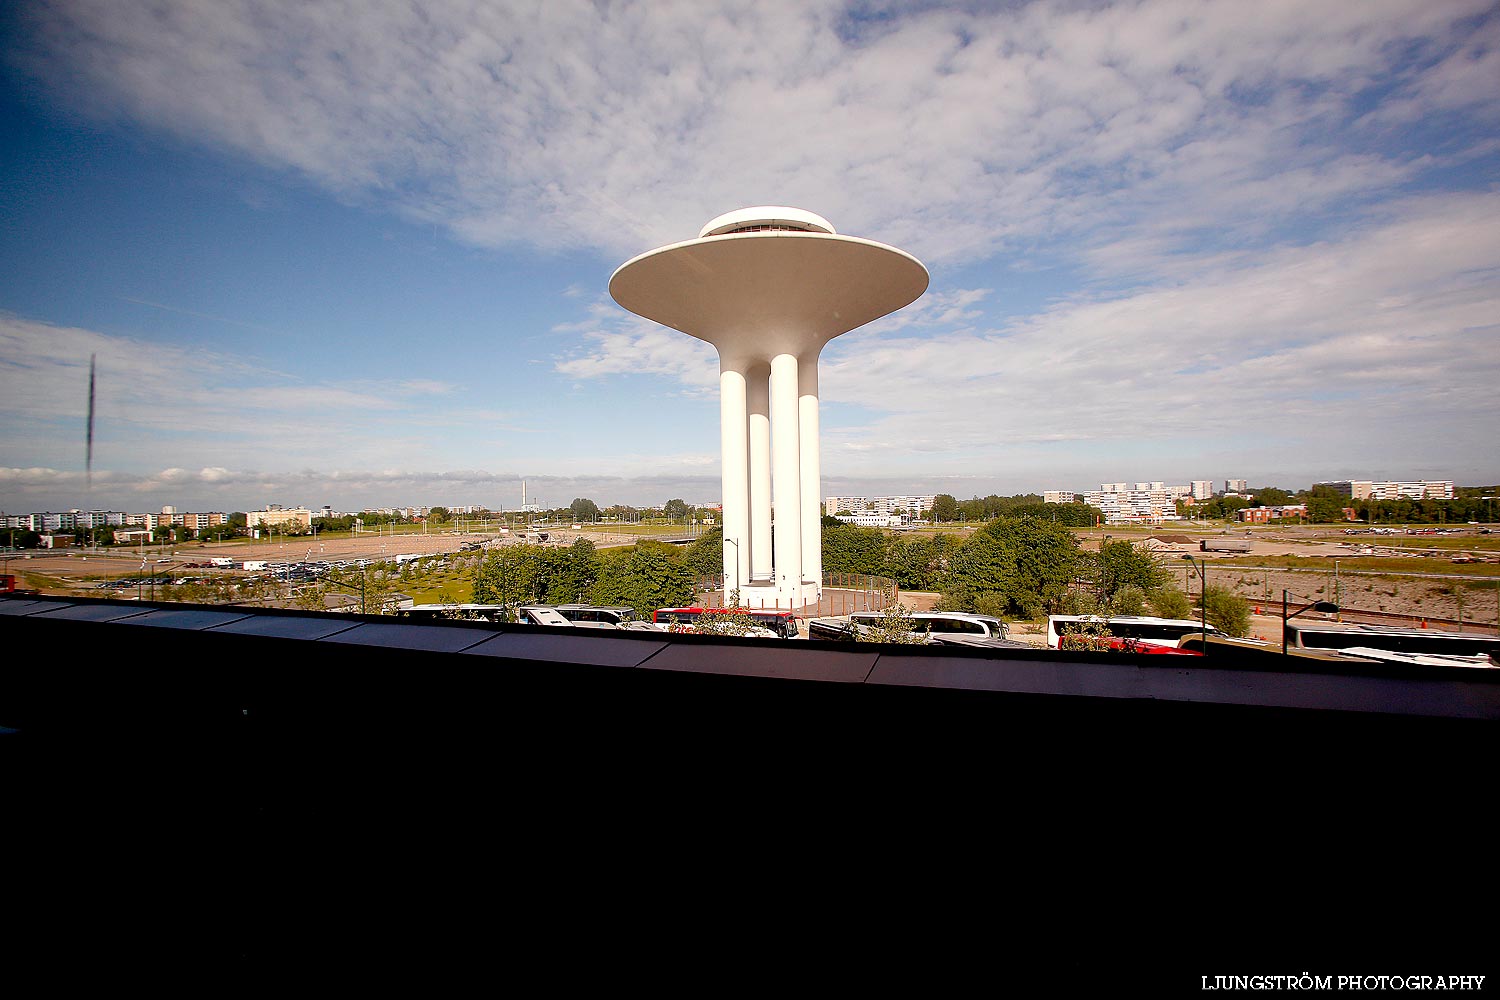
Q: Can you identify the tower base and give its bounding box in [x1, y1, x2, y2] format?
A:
[734, 578, 822, 611]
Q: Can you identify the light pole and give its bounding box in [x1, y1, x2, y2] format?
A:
[1181, 554, 1208, 651]
[724, 537, 741, 606]
[1282, 590, 1340, 657]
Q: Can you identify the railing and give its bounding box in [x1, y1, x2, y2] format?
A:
[694, 572, 898, 616]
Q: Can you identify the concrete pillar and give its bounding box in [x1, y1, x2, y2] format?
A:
[798, 354, 821, 591]
[770, 352, 802, 605]
[719, 364, 750, 594]
[747, 362, 772, 582]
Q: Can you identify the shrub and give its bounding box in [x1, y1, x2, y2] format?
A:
[1110, 584, 1147, 616]
[1148, 586, 1192, 620]
[1202, 585, 1252, 637]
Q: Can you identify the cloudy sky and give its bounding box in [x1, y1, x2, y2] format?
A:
[2, 0, 1497, 514]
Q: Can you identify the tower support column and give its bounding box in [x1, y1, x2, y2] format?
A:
[748, 363, 772, 582]
[798, 355, 822, 592]
[770, 352, 803, 606]
[719, 364, 750, 594]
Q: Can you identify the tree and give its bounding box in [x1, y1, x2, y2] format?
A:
[1202, 585, 1252, 637]
[570, 498, 600, 523]
[1148, 586, 1193, 620]
[821, 523, 890, 577]
[939, 515, 1081, 617]
[427, 506, 451, 523]
[684, 527, 726, 576]
[474, 545, 551, 608]
[1094, 540, 1167, 602]
[1252, 487, 1292, 507]
[929, 495, 960, 523]
[552, 538, 600, 603]
[663, 498, 689, 519]
[1110, 584, 1148, 616]
[1306, 497, 1345, 523]
[590, 540, 694, 614]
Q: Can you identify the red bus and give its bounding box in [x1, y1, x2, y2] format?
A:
[1, 574, 38, 596]
[652, 607, 799, 639]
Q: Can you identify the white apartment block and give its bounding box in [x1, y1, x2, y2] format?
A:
[1043, 491, 1079, 504]
[246, 506, 314, 531]
[1190, 481, 1214, 500]
[834, 512, 905, 527]
[1226, 479, 1248, 493]
[1372, 480, 1454, 501]
[1084, 485, 1181, 523]
[1319, 480, 1453, 501]
[825, 495, 935, 517]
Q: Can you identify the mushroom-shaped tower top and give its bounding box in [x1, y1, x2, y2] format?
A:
[698, 206, 836, 238]
[610, 207, 927, 363]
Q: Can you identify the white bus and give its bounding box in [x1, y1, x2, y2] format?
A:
[1047, 615, 1225, 651]
[1283, 620, 1500, 660]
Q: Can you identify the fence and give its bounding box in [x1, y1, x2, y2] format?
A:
[695, 572, 898, 616]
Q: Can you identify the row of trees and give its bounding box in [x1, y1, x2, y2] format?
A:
[821, 516, 1252, 633]
[471, 534, 724, 613]
[824, 518, 1172, 618]
[1182, 485, 1500, 524]
[924, 494, 1103, 525]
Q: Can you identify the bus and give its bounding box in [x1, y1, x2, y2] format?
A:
[2, 573, 39, 596]
[1283, 620, 1500, 659]
[1047, 615, 1225, 650]
[554, 605, 638, 627]
[653, 607, 799, 639]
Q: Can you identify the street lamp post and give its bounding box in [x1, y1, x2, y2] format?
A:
[1282, 590, 1340, 657]
[724, 536, 741, 607]
[1181, 554, 1208, 651]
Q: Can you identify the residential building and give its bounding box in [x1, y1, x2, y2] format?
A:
[182, 512, 226, 532]
[833, 512, 905, 527]
[1237, 505, 1308, 523]
[1226, 479, 1248, 493]
[1043, 491, 1079, 504]
[1190, 481, 1215, 500]
[246, 506, 313, 532]
[1318, 481, 1375, 500]
[1318, 479, 1454, 501]
[824, 495, 935, 517]
[1083, 485, 1180, 524]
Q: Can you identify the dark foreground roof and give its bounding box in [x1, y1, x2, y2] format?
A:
[4, 594, 1492, 979]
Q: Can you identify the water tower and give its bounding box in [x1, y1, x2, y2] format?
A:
[610, 208, 927, 608]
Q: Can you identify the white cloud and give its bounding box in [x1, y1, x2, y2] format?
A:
[5, 1, 1498, 506]
[18, 0, 1495, 264]
[811, 191, 1500, 475]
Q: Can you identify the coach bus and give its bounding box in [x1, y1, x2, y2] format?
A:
[1046, 615, 1225, 650]
[653, 606, 799, 639]
[1283, 620, 1500, 659]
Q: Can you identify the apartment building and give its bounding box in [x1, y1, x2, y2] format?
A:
[825, 495, 935, 517]
[1083, 485, 1180, 524]
[1318, 480, 1454, 501]
[246, 506, 313, 532]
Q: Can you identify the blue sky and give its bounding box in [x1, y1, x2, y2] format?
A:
[2, 0, 1497, 514]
